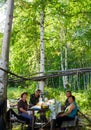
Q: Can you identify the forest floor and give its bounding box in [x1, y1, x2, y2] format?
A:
[11, 114, 91, 130]
[78, 112, 91, 130]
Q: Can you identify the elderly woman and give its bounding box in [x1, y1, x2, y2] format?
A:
[56, 95, 78, 128]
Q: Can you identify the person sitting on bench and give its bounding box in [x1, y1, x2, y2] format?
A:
[62, 90, 72, 110]
[17, 92, 33, 125]
[56, 95, 78, 128]
[29, 89, 41, 107]
[29, 89, 48, 123]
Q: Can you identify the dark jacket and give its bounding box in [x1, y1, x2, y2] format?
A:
[29, 93, 40, 106]
[18, 99, 28, 114]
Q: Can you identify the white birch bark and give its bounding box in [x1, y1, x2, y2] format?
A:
[0, 0, 14, 128]
[39, 10, 45, 93]
[60, 47, 68, 89]
[64, 44, 68, 87]
[60, 50, 66, 88]
[60, 28, 68, 89]
[0, 0, 14, 101]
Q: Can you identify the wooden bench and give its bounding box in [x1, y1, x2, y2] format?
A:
[50, 115, 79, 130]
[61, 115, 79, 130]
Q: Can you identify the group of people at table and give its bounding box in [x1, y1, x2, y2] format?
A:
[7, 89, 78, 130]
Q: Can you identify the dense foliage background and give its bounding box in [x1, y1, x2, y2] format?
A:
[8, 0, 91, 90]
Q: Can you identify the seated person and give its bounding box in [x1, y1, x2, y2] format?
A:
[62, 90, 72, 110]
[56, 95, 78, 128]
[29, 89, 41, 107]
[29, 89, 48, 122]
[18, 92, 33, 125]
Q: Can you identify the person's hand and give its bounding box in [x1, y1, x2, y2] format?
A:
[59, 113, 64, 117]
[56, 112, 63, 117]
[56, 113, 64, 117]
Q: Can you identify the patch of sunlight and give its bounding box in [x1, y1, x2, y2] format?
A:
[12, 124, 28, 130]
[23, 0, 33, 2]
[12, 125, 21, 130]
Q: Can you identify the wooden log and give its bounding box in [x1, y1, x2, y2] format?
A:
[78, 110, 91, 123]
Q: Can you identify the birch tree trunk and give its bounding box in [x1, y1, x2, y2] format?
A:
[60, 28, 68, 89]
[0, 0, 14, 128]
[39, 10, 45, 93]
[60, 46, 68, 89]
[64, 44, 68, 86]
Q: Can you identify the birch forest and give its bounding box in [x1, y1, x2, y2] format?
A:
[0, 0, 91, 129]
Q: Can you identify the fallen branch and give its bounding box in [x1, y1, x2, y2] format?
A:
[78, 110, 91, 123]
[0, 67, 91, 82]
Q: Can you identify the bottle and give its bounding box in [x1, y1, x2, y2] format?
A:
[58, 102, 61, 113]
[39, 95, 42, 103]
